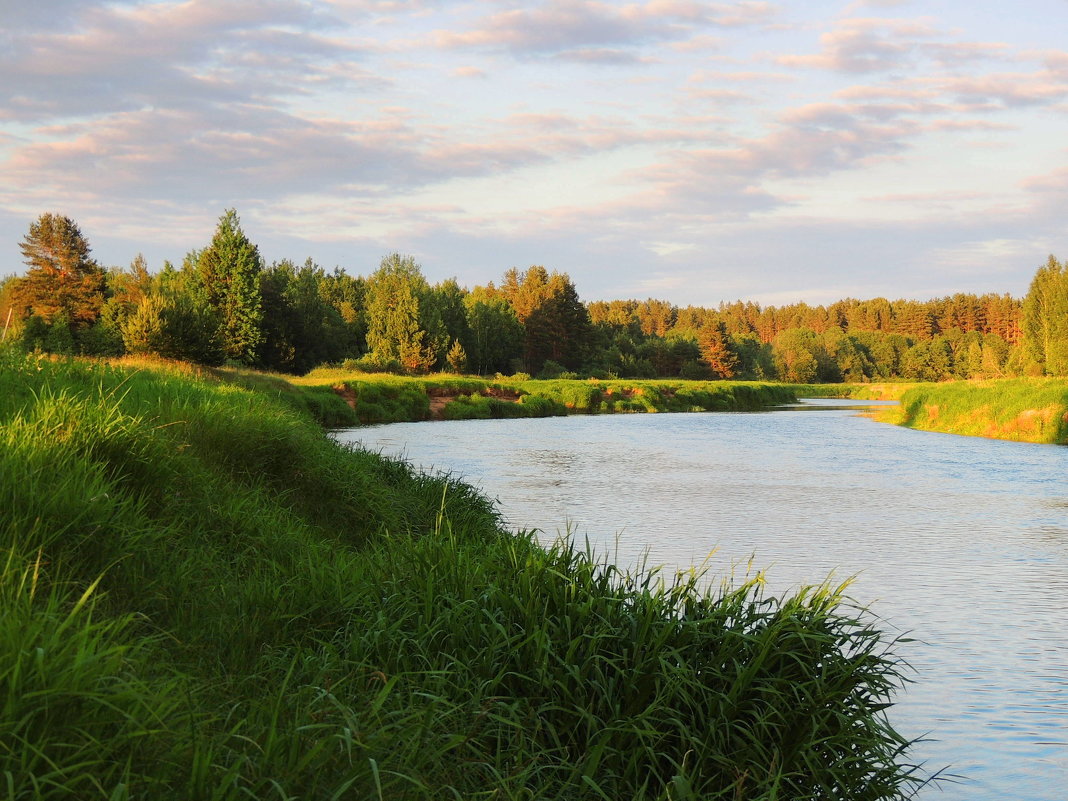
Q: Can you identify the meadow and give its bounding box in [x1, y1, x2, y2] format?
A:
[0, 351, 926, 799]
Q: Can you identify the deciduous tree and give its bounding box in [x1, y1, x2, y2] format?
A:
[365, 254, 439, 373]
[1022, 255, 1068, 375]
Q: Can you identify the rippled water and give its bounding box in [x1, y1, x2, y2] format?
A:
[334, 401, 1068, 800]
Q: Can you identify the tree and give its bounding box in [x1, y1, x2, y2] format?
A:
[697, 318, 739, 379]
[634, 298, 676, 336]
[318, 267, 367, 358]
[500, 266, 551, 322]
[446, 339, 468, 373]
[120, 289, 223, 365]
[12, 213, 105, 328]
[256, 259, 349, 374]
[464, 293, 524, 375]
[772, 328, 822, 383]
[522, 274, 592, 373]
[1022, 255, 1068, 375]
[364, 254, 439, 373]
[429, 279, 473, 355]
[197, 209, 264, 364]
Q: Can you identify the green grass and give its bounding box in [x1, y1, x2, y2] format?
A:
[0, 350, 929, 798]
[878, 377, 1068, 444]
[297, 369, 840, 424]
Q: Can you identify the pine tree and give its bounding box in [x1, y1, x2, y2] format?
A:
[13, 213, 105, 328]
[697, 318, 739, 379]
[446, 339, 468, 373]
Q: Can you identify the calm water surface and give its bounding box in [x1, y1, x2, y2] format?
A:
[334, 401, 1068, 800]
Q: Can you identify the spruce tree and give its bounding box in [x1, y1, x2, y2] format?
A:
[197, 209, 264, 364]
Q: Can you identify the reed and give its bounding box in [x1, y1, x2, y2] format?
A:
[0, 351, 929, 798]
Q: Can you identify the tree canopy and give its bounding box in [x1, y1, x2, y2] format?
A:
[7, 210, 1064, 383]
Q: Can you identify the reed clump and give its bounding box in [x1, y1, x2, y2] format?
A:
[0, 350, 928, 798]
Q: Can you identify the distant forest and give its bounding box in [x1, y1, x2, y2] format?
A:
[3, 210, 1067, 383]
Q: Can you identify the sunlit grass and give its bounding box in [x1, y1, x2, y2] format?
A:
[0, 350, 931, 798]
[878, 377, 1068, 444]
[296, 367, 842, 424]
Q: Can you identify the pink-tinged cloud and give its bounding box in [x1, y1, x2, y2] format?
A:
[451, 65, 486, 78]
[777, 17, 940, 73]
[0, 0, 369, 123]
[940, 72, 1068, 108]
[432, 0, 776, 60]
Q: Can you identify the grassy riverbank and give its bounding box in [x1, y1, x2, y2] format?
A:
[0, 351, 925, 799]
[876, 378, 1068, 444]
[294, 367, 855, 424]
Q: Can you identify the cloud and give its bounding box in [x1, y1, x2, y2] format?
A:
[777, 17, 940, 73]
[5, 107, 430, 204]
[432, 0, 776, 61]
[836, 67, 1068, 114]
[451, 65, 486, 78]
[3, 101, 706, 218]
[0, 0, 370, 123]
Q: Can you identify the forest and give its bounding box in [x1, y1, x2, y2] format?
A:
[2, 209, 1066, 383]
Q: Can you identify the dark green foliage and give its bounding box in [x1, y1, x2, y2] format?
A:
[257, 259, 350, 374]
[465, 293, 525, 375]
[121, 291, 225, 365]
[731, 332, 775, 379]
[7, 213, 1046, 382]
[317, 267, 367, 356]
[524, 277, 592, 373]
[431, 278, 474, 360]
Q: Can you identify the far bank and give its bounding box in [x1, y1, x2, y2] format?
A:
[870, 378, 1068, 445]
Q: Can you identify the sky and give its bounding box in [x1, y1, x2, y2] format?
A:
[1, 0, 1066, 307]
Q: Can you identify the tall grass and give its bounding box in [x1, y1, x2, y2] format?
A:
[879, 377, 1068, 444]
[0, 352, 930, 798]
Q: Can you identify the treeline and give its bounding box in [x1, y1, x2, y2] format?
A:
[2, 209, 1064, 382]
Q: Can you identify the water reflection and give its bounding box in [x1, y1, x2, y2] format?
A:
[334, 403, 1068, 801]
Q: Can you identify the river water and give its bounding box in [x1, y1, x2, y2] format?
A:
[333, 400, 1068, 800]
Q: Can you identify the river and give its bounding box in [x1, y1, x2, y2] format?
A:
[333, 400, 1068, 800]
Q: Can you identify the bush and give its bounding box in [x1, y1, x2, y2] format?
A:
[342, 354, 405, 374]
